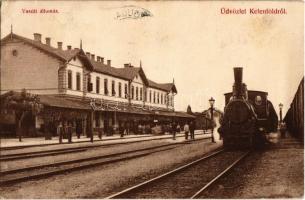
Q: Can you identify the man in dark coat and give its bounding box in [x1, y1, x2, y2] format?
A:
[190, 121, 195, 140]
[172, 122, 176, 140]
[76, 120, 82, 139]
[67, 121, 73, 143]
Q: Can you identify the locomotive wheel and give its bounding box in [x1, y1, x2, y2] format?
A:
[223, 135, 253, 149]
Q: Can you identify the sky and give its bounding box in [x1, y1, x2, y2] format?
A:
[1, 1, 304, 116]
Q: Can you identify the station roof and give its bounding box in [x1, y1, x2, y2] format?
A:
[1, 32, 175, 93]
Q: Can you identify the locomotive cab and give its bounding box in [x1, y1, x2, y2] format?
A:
[219, 68, 278, 149]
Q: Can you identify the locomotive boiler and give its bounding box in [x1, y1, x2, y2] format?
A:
[218, 67, 278, 149]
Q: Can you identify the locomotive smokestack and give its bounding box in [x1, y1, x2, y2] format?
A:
[234, 67, 243, 84]
[233, 67, 243, 98]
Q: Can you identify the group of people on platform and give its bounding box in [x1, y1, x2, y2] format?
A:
[118, 121, 197, 139]
[49, 119, 198, 143]
[182, 121, 196, 140]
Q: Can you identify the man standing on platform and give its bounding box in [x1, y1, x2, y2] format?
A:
[76, 120, 82, 139]
[184, 122, 189, 140]
[190, 121, 195, 140]
[67, 121, 73, 143]
[172, 121, 176, 140]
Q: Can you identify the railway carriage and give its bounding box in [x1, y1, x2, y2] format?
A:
[218, 68, 278, 149]
[284, 78, 304, 142]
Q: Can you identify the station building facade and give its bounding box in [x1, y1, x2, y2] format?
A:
[0, 32, 194, 137]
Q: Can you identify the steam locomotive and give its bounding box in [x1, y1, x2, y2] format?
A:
[218, 67, 278, 149]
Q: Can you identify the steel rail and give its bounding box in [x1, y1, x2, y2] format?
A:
[1, 134, 210, 161]
[1, 136, 210, 161]
[190, 150, 251, 199]
[0, 148, 87, 161]
[0, 139, 211, 185]
[0, 146, 179, 186]
[105, 148, 224, 199]
[1, 132, 209, 151]
[0, 139, 205, 175]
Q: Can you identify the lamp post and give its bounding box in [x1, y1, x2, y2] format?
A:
[209, 97, 215, 143]
[279, 103, 285, 138]
[279, 103, 283, 123]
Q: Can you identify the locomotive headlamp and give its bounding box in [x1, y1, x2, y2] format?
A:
[209, 97, 215, 106]
[259, 127, 264, 132]
[255, 96, 262, 105]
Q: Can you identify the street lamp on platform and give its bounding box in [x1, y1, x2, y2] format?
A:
[279, 103, 283, 123]
[209, 97, 215, 143]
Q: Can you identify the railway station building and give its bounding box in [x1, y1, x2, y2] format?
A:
[0, 31, 194, 138]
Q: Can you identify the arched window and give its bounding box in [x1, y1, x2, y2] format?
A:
[12, 49, 18, 57]
[153, 91, 156, 103]
[112, 80, 115, 96]
[118, 82, 122, 97]
[124, 83, 128, 98]
[161, 94, 163, 104]
[67, 70, 72, 89]
[149, 90, 152, 103]
[87, 74, 92, 92]
[96, 77, 100, 94]
[131, 86, 134, 99]
[104, 79, 108, 95]
[76, 73, 81, 91]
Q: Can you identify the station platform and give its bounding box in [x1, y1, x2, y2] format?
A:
[0, 130, 212, 149]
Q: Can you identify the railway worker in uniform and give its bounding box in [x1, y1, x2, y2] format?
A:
[98, 127, 103, 139]
[62, 121, 67, 139]
[190, 121, 195, 140]
[126, 122, 131, 136]
[57, 121, 63, 144]
[67, 121, 73, 143]
[176, 123, 181, 134]
[76, 120, 82, 139]
[137, 124, 142, 135]
[172, 122, 177, 140]
[184, 122, 190, 140]
[121, 123, 125, 138]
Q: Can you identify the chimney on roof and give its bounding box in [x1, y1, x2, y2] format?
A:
[45, 37, 51, 46]
[57, 42, 63, 50]
[91, 54, 95, 61]
[107, 60, 111, 66]
[124, 63, 132, 68]
[100, 57, 104, 64]
[33, 33, 42, 42]
[67, 45, 72, 50]
[97, 56, 101, 62]
[86, 52, 90, 58]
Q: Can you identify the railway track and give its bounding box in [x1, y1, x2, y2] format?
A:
[0, 139, 209, 186]
[106, 149, 250, 199]
[1, 132, 209, 151]
[0, 134, 157, 151]
[0, 134, 209, 161]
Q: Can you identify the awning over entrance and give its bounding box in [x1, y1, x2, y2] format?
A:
[153, 110, 195, 119]
[38, 95, 194, 119]
[38, 95, 91, 110]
